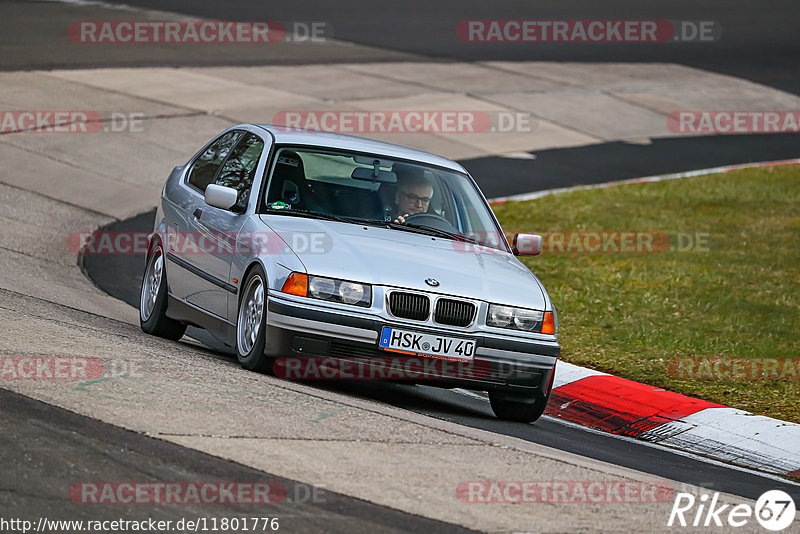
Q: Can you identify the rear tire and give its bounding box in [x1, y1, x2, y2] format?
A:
[139, 243, 187, 340]
[236, 266, 273, 373]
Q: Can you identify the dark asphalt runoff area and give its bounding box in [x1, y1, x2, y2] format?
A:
[0, 388, 476, 534]
[465, 133, 800, 199]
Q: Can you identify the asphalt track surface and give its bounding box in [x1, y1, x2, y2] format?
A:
[461, 133, 800, 199]
[81, 210, 800, 505]
[5, 0, 800, 529]
[7, 0, 800, 97]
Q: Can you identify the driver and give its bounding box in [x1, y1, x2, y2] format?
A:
[393, 165, 434, 224]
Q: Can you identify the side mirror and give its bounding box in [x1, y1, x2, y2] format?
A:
[512, 233, 542, 256]
[205, 184, 238, 210]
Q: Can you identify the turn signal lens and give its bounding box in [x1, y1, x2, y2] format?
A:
[281, 272, 308, 297]
[541, 311, 556, 335]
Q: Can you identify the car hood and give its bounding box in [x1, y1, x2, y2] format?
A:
[259, 215, 547, 309]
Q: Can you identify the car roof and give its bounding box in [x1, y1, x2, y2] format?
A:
[249, 123, 468, 174]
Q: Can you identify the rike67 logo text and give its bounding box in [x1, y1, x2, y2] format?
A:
[668, 490, 796, 531]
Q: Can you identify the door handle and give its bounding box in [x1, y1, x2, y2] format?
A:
[193, 208, 202, 219]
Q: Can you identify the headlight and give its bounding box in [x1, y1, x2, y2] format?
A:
[487, 305, 514, 327]
[514, 308, 543, 331]
[487, 304, 552, 333]
[338, 281, 365, 304]
[309, 276, 335, 299]
[307, 275, 371, 307]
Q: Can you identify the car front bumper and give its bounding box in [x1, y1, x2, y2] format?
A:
[264, 294, 559, 396]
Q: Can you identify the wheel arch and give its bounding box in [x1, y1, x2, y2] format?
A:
[238, 260, 269, 307]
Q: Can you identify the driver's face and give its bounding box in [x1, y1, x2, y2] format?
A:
[397, 184, 433, 215]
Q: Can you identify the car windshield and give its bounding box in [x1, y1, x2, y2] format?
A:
[262, 146, 509, 251]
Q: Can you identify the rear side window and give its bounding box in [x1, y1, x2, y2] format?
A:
[215, 133, 265, 211]
[187, 130, 242, 192]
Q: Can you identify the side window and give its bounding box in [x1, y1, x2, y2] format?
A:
[187, 130, 242, 192]
[215, 133, 265, 212]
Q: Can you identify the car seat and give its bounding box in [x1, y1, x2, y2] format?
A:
[267, 151, 316, 210]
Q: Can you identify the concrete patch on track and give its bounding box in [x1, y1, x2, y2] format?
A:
[38, 59, 800, 161]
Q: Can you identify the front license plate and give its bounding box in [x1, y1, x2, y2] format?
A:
[379, 326, 475, 361]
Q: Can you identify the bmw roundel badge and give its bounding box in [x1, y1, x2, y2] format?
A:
[425, 278, 440, 287]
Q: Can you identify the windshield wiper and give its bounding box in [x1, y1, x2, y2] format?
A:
[263, 208, 359, 225]
[382, 221, 477, 244]
[265, 209, 478, 244]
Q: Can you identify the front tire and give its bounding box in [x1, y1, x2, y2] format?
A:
[489, 392, 550, 423]
[140, 243, 186, 340]
[489, 367, 556, 423]
[236, 266, 273, 372]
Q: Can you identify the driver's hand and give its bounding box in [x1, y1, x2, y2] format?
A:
[394, 213, 410, 224]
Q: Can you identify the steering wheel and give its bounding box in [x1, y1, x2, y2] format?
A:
[403, 212, 461, 234]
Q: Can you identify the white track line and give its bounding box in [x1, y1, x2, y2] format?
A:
[487, 158, 800, 204]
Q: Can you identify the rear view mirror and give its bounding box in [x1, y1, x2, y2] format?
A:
[351, 166, 397, 183]
[512, 233, 542, 256]
[353, 155, 393, 167]
[205, 184, 238, 210]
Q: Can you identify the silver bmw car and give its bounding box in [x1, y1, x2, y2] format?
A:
[140, 124, 559, 422]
